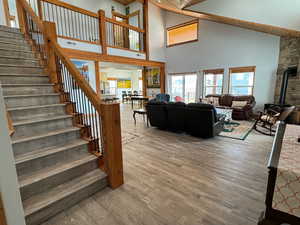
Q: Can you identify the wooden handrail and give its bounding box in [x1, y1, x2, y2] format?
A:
[105, 17, 145, 33]
[18, 0, 103, 115]
[6, 111, 15, 137]
[18, 0, 124, 189]
[39, 0, 98, 18]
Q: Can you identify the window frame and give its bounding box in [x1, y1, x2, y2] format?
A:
[166, 20, 199, 48]
[229, 66, 256, 96]
[203, 69, 224, 97]
[168, 72, 198, 103]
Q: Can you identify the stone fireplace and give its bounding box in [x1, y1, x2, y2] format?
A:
[274, 37, 300, 124]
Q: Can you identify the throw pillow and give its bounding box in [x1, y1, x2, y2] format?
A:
[211, 97, 219, 106]
[232, 100, 248, 108]
[201, 98, 211, 104]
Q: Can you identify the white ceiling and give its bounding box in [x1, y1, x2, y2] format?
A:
[186, 0, 300, 31]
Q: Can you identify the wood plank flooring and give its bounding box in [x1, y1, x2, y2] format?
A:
[42, 103, 273, 225]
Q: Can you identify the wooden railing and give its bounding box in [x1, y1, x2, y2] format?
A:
[34, 0, 145, 53]
[17, 0, 124, 188]
[39, 0, 100, 44]
[105, 17, 145, 52]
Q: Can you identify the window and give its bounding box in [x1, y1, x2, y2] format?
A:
[169, 73, 197, 103]
[138, 78, 143, 93]
[167, 20, 198, 47]
[203, 69, 224, 96]
[229, 66, 255, 95]
[108, 79, 117, 95]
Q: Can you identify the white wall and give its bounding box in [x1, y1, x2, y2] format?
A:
[0, 0, 7, 26]
[0, 89, 26, 225]
[148, 2, 166, 62]
[187, 0, 300, 31]
[128, 1, 143, 29]
[62, 0, 125, 18]
[165, 12, 280, 108]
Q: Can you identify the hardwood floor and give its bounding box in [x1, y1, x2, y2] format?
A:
[42, 103, 273, 225]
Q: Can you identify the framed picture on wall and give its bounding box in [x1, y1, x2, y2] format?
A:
[71, 60, 90, 89]
[146, 68, 160, 88]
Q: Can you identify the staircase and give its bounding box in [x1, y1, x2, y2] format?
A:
[0, 25, 108, 225]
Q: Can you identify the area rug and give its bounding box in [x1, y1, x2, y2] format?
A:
[122, 131, 141, 144]
[218, 120, 255, 140]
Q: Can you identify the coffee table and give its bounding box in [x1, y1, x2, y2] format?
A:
[216, 107, 240, 132]
[216, 107, 233, 122]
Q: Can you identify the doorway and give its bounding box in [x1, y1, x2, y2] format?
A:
[168, 73, 197, 103]
[99, 62, 143, 100]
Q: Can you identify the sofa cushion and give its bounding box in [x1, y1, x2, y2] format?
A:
[219, 94, 233, 107]
[232, 100, 248, 108]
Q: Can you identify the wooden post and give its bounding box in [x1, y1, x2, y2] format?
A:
[6, 111, 14, 137]
[43, 22, 59, 90]
[160, 64, 166, 93]
[16, 0, 27, 34]
[37, 0, 43, 19]
[95, 61, 101, 97]
[143, 0, 149, 60]
[98, 10, 107, 55]
[142, 67, 147, 97]
[3, 0, 10, 27]
[0, 194, 7, 225]
[101, 103, 123, 189]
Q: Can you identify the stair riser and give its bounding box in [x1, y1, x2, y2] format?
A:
[4, 95, 60, 108]
[9, 105, 67, 122]
[0, 66, 44, 74]
[0, 26, 21, 33]
[0, 57, 40, 66]
[12, 130, 81, 157]
[0, 31, 24, 39]
[0, 36, 27, 44]
[0, 75, 49, 84]
[0, 42, 31, 51]
[25, 177, 107, 225]
[20, 158, 98, 201]
[2, 85, 54, 95]
[16, 144, 89, 177]
[0, 49, 34, 58]
[13, 117, 74, 140]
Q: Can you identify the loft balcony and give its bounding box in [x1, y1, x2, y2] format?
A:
[30, 0, 147, 60]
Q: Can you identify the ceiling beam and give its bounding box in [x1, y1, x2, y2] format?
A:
[149, 0, 300, 37]
[181, 0, 207, 9]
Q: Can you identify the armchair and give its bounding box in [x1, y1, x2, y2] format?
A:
[254, 106, 295, 135]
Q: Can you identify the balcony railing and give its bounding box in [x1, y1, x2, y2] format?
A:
[34, 0, 145, 54]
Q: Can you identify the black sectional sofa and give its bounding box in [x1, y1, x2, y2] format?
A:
[145, 101, 225, 138]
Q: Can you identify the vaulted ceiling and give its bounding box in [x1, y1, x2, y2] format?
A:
[150, 0, 300, 37]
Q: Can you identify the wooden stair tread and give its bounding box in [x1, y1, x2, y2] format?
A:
[19, 154, 98, 189]
[15, 140, 89, 165]
[12, 127, 80, 145]
[23, 169, 106, 217]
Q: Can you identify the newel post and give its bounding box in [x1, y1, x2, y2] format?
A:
[98, 10, 107, 55]
[101, 103, 124, 189]
[43, 22, 60, 91]
[16, 0, 27, 35]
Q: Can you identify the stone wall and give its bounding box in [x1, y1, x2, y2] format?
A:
[274, 37, 300, 107]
